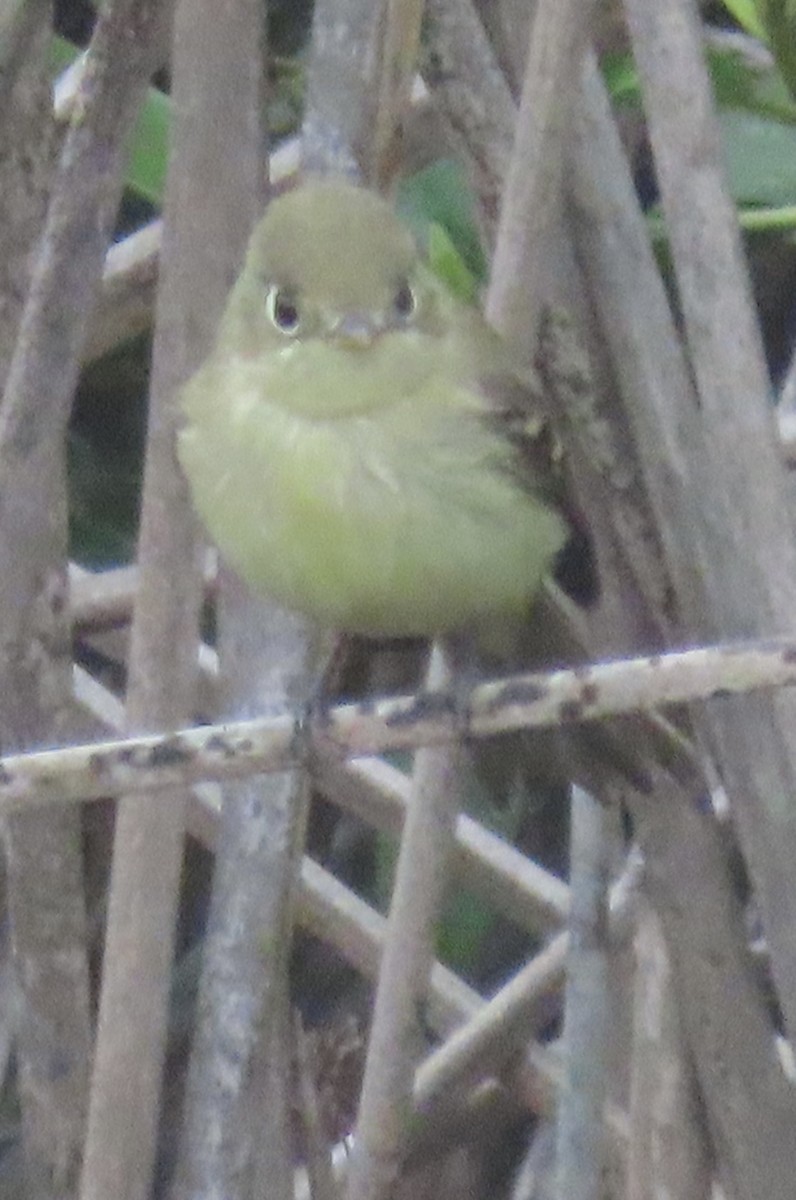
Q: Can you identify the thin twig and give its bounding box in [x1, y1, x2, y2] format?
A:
[0, 2, 167, 1194]
[485, 0, 600, 346]
[315, 753, 570, 934]
[413, 849, 637, 1116]
[3, 635, 796, 811]
[294, 1012, 339, 1200]
[346, 644, 463, 1200]
[85, 219, 162, 362]
[301, 0, 386, 179]
[554, 789, 613, 1200]
[627, 903, 711, 1200]
[175, 608, 310, 1200]
[415, 930, 567, 1113]
[298, 856, 483, 1040]
[421, 0, 515, 238]
[79, 0, 259, 1195]
[370, 0, 424, 189]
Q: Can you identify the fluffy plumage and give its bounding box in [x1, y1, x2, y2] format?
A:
[178, 180, 570, 637]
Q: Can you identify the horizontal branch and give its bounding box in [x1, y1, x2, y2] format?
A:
[70, 624, 574, 938]
[1, 636, 796, 811]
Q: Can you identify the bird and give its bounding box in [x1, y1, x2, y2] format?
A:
[177, 178, 579, 642]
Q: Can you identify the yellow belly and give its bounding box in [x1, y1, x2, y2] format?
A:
[178, 367, 568, 636]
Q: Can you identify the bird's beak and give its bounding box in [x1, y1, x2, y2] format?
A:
[333, 314, 379, 351]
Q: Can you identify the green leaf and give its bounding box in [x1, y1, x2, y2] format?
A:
[397, 160, 487, 285]
[50, 34, 170, 207]
[739, 203, 796, 230]
[436, 888, 496, 979]
[647, 204, 796, 243]
[48, 32, 81, 73]
[125, 83, 170, 206]
[721, 108, 796, 205]
[758, 0, 796, 103]
[721, 0, 769, 41]
[603, 41, 796, 124]
[426, 222, 479, 303]
[709, 42, 796, 122]
[602, 50, 641, 108]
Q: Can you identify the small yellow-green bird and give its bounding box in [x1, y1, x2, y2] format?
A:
[177, 179, 576, 639]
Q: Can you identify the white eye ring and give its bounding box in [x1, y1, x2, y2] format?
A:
[265, 286, 301, 335]
[393, 280, 416, 320]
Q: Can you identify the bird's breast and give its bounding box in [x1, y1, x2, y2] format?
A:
[178, 361, 568, 635]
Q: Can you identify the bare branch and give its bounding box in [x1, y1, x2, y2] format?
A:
[315, 753, 570, 934]
[85, 219, 161, 363]
[1, 0, 167, 449]
[176, 605, 309, 1200]
[0, 0, 52, 385]
[0, 2, 167, 1193]
[485, 0, 599, 345]
[631, 770, 796, 1200]
[627, 904, 711, 1200]
[3, 636, 796, 811]
[347, 644, 463, 1200]
[371, 0, 425, 189]
[80, 0, 264, 1195]
[301, 0, 385, 179]
[298, 856, 483, 1041]
[554, 790, 614, 1200]
[623, 0, 796, 1055]
[417, 926, 567, 1114]
[569, 42, 796, 1197]
[422, 0, 515, 238]
[72, 653, 576, 999]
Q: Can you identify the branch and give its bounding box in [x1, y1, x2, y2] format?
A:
[80, 0, 262, 1195]
[301, 0, 385, 178]
[485, 0, 600, 345]
[0, 0, 168, 450]
[370, 0, 424, 189]
[626, 904, 711, 1200]
[0, 2, 168, 1193]
[569, 40, 796, 1197]
[347, 645, 462, 1200]
[421, 0, 514, 238]
[624, 0, 796, 1059]
[1, 636, 796, 810]
[554, 790, 613, 1200]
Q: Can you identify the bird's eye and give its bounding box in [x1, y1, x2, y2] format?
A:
[393, 280, 416, 320]
[265, 286, 301, 335]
